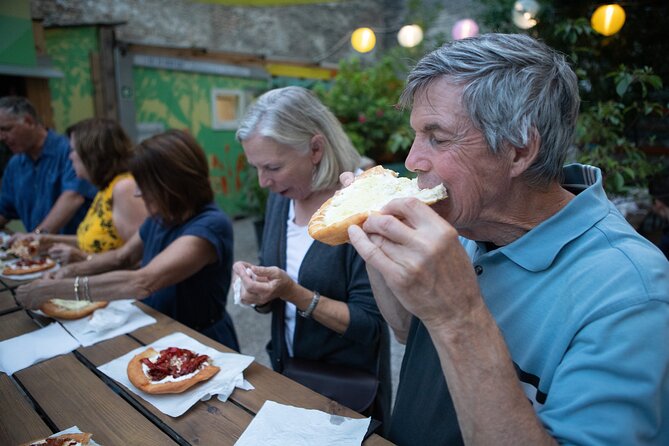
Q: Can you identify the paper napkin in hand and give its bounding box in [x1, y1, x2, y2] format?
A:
[0, 323, 80, 375]
[98, 331, 255, 417]
[233, 267, 256, 308]
[235, 401, 371, 446]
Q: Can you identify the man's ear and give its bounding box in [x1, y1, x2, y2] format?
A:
[21, 114, 37, 128]
[509, 127, 540, 178]
[310, 134, 325, 164]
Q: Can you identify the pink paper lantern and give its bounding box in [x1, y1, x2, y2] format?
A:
[452, 19, 479, 40]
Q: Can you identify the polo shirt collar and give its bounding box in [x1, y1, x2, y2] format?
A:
[19, 129, 57, 165]
[485, 164, 610, 272]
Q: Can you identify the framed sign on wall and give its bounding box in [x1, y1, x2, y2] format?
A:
[211, 88, 246, 130]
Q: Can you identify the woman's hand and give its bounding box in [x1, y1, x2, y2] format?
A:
[44, 263, 75, 279]
[15, 279, 57, 310]
[232, 261, 296, 307]
[48, 243, 88, 265]
[7, 232, 36, 248]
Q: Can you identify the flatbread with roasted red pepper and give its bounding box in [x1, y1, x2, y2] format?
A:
[127, 346, 220, 394]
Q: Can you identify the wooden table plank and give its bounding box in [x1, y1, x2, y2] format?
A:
[0, 289, 18, 314]
[16, 354, 179, 446]
[0, 309, 39, 341]
[0, 275, 29, 291]
[0, 373, 53, 446]
[79, 333, 254, 445]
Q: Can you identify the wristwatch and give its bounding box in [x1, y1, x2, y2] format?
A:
[33, 227, 48, 235]
[298, 291, 321, 319]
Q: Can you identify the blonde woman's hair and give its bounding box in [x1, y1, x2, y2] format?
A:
[236, 86, 360, 191]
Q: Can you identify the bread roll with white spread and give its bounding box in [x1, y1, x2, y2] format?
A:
[308, 166, 447, 245]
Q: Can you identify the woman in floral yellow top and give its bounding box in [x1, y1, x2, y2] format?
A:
[33, 118, 147, 263]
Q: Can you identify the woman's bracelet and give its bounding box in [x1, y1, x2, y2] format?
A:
[74, 276, 81, 302]
[82, 276, 92, 302]
[298, 291, 321, 319]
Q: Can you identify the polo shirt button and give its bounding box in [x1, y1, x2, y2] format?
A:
[474, 265, 483, 275]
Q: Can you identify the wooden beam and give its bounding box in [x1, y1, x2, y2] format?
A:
[98, 26, 118, 119]
[89, 51, 104, 118]
[24, 78, 54, 129]
[125, 43, 266, 68]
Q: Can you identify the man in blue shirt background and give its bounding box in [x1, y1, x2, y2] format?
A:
[0, 96, 96, 235]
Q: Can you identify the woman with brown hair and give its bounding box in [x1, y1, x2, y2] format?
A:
[16, 129, 239, 349]
[27, 118, 147, 263]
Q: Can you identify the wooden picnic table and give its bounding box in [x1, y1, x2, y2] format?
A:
[0, 291, 392, 445]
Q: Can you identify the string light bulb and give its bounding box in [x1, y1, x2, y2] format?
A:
[397, 24, 423, 48]
[351, 27, 376, 53]
[452, 19, 479, 40]
[512, 0, 540, 29]
[591, 4, 626, 36]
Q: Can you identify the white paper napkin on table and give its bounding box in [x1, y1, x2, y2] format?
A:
[235, 400, 371, 446]
[0, 322, 80, 375]
[98, 331, 255, 417]
[59, 299, 157, 347]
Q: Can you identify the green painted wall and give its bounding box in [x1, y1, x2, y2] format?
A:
[133, 66, 268, 216]
[44, 26, 98, 132]
[0, 0, 36, 67]
[41, 26, 269, 216]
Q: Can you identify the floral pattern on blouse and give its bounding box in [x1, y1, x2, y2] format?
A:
[76, 173, 132, 253]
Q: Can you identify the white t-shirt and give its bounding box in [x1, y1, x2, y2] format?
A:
[284, 200, 315, 357]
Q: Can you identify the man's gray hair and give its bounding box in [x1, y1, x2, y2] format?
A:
[0, 96, 38, 120]
[237, 86, 360, 191]
[400, 33, 580, 187]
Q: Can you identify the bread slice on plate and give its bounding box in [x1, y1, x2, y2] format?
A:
[308, 166, 447, 245]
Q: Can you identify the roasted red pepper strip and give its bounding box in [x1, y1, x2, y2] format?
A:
[140, 347, 210, 381]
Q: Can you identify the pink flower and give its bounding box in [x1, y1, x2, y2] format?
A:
[358, 114, 367, 123]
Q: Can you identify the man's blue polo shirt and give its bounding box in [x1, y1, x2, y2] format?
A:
[389, 164, 669, 445]
[0, 130, 96, 233]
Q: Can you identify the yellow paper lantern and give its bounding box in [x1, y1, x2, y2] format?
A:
[351, 27, 376, 53]
[591, 4, 626, 36]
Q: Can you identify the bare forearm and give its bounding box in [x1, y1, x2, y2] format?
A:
[58, 248, 133, 277]
[367, 265, 411, 343]
[284, 283, 350, 334]
[25, 270, 149, 306]
[86, 270, 152, 301]
[39, 234, 77, 250]
[38, 191, 84, 233]
[47, 234, 77, 244]
[427, 305, 557, 446]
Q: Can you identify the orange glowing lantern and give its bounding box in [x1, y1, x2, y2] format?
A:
[591, 4, 626, 36]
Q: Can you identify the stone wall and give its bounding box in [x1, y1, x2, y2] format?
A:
[31, 0, 480, 64]
[32, 0, 400, 64]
